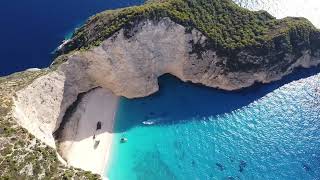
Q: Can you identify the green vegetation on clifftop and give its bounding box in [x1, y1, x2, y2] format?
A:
[59, 0, 318, 54]
[0, 71, 101, 180]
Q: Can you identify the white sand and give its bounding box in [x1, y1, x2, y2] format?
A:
[58, 88, 118, 175]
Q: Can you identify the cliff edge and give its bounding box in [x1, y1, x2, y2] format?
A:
[55, 0, 320, 98]
[1, 0, 320, 179]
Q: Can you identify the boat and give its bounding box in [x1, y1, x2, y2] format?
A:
[120, 137, 128, 143]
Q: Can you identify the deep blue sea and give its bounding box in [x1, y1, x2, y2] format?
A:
[0, 0, 144, 76]
[107, 67, 320, 180]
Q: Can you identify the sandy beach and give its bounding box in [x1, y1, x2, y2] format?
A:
[57, 88, 118, 175]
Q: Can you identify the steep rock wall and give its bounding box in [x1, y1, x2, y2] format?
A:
[78, 17, 320, 98]
[13, 57, 95, 147]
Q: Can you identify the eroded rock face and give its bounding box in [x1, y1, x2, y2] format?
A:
[83, 18, 188, 98]
[13, 57, 95, 147]
[79, 17, 320, 97]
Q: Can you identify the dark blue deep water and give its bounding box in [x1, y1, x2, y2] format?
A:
[0, 0, 144, 76]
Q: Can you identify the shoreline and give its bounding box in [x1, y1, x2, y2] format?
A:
[57, 88, 119, 176]
[102, 109, 118, 179]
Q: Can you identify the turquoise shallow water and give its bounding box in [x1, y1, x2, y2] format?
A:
[107, 68, 320, 180]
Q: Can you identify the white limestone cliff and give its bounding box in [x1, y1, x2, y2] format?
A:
[13, 57, 95, 147]
[81, 17, 320, 97]
[11, 17, 320, 175]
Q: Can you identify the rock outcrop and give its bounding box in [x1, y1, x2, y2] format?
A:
[59, 17, 320, 98]
[0, 69, 101, 179]
[13, 57, 95, 147]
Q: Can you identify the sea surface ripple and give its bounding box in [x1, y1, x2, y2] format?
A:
[107, 71, 320, 180]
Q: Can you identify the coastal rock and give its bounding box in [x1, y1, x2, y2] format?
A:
[0, 69, 101, 179]
[83, 18, 187, 98]
[13, 57, 95, 147]
[67, 17, 320, 98]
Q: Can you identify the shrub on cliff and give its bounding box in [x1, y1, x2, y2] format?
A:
[58, 0, 318, 55]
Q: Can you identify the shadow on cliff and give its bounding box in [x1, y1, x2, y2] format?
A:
[53, 86, 116, 143]
[114, 65, 320, 133]
[52, 58, 116, 143]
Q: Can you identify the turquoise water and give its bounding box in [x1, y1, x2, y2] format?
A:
[107, 68, 320, 180]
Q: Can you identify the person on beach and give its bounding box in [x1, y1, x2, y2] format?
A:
[96, 121, 102, 130]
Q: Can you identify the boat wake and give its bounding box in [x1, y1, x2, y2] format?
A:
[142, 118, 163, 125]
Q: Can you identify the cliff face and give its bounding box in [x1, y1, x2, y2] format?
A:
[13, 57, 95, 147]
[0, 70, 100, 179]
[55, 17, 320, 98]
[55, 0, 320, 97]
